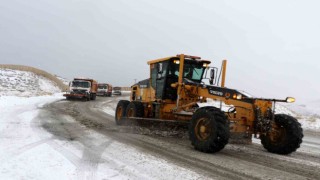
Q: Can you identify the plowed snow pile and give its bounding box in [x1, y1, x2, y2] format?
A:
[0, 68, 61, 96]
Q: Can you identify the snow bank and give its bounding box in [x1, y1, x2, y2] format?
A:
[0, 68, 61, 97]
[283, 103, 320, 130]
[0, 94, 72, 180]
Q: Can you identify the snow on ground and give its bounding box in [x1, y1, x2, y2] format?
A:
[0, 94, 208, 180]
[0, 68, 61, 97]
[0, 94, 73, 180]
[0, 88, 209, 180]
[101, 92, 131, 116]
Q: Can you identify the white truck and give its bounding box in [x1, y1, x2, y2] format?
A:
[63, 78, 98, 101]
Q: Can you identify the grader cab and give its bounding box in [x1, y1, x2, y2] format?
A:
[115, 54, 303, 154]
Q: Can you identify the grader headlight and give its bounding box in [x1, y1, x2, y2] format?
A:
[286, 97, 295, 103]
[233, 93, 242, 100]
[173, 60, 180, 64]
[203, 63, 209, 68]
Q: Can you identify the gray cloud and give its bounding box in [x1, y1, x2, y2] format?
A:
[1, 0, 319, 103]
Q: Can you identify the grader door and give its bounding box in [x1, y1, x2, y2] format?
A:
[150, 61, 169, 99]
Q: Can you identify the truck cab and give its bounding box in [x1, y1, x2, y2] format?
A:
[113, 87, 122, 95]
[97, 83, 112, 97]
[64, 78, 98, 101]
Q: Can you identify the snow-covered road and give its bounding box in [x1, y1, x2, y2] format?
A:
[0, 94, 75, 179]
[1, 94, 320, 179]
[0, 94, 209, 180]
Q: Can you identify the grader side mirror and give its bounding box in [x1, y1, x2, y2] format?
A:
[209, 69, 215, 85]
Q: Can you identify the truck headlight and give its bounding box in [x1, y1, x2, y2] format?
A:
[286, 97, 295, 103]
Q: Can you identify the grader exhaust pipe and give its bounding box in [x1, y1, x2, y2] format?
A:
[221, 60, 227, 88]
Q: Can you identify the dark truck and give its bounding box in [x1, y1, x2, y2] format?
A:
[97, 83, 113, 97]
[113, 86, 122, 95]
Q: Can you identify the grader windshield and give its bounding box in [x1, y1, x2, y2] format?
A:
[167, 59, 207, 82]
[183, 60, 205, 81]
[151, 58, 208, 100]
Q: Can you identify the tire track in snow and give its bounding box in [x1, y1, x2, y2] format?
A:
[0, 106, 53, 163]
[41, 95, 320, 179]
[35, 101, 149, 180]
[47, 97, 257, 179]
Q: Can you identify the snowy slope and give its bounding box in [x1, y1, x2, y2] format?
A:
[285, 100, 320, 117]
[54, 75, 69, 86]
[284, 102, 320, 130]
[0, 68, 61, 97]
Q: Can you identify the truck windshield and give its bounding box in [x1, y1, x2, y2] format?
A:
[98, 85, 107, 89]
[72, 81, 90, 88]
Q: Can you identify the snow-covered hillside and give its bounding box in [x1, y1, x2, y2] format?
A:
[54, 75, 69, 86]
[0, 68, 61, 97]
[285, 100, 320, 117]
[284, 102, 320, 130]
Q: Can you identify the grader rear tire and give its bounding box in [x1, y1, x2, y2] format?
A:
[115, 100, 130, 125]
[189, 107, 229, 153]
[260, 114, 303, 155]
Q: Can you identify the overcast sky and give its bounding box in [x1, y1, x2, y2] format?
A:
[1, 0, 319, 103]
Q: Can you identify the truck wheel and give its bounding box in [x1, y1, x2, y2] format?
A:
[86, 93, 90, 101]
[125, 101, 144, 124]
[115, 100, 130, 125]
[260, 114, 303, 154]
[91, 94, 96, 100]
[189, 107, 229, 153]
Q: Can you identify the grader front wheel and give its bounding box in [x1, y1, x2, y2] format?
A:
[189, 107, 230, 153]
[260, 114, 303, 155]
[115, 100, 130, 125]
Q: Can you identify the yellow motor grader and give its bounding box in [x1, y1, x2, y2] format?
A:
[115, 54, 303, 154]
